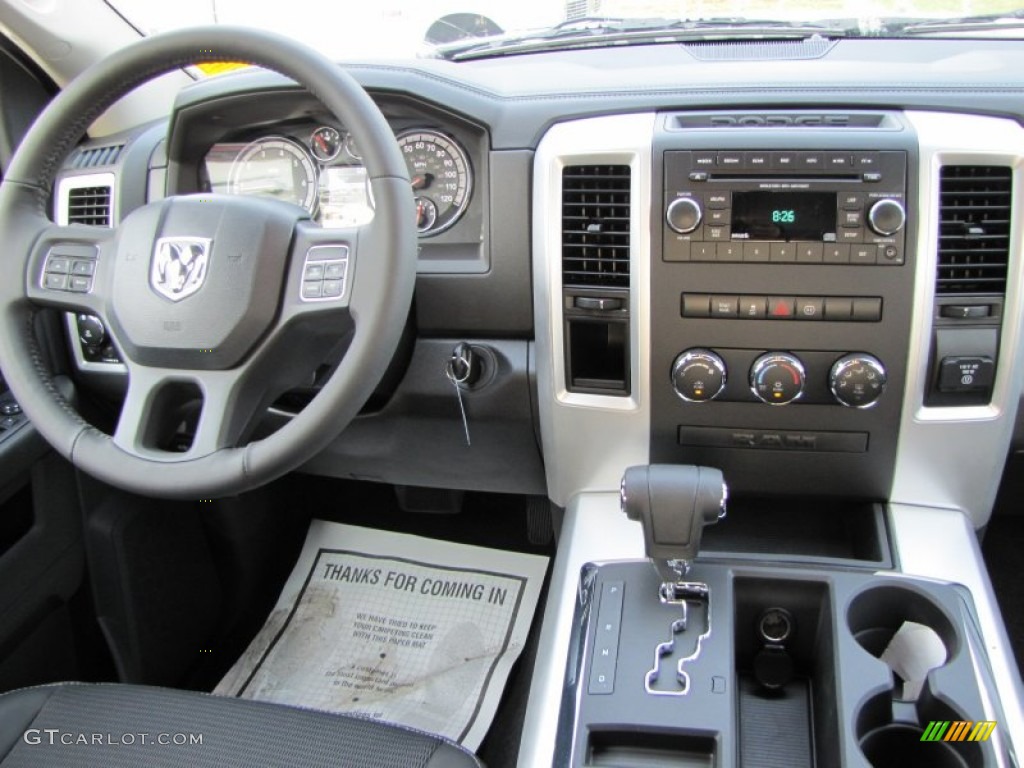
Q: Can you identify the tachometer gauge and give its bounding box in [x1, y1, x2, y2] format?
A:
[396, 129, 472, 236]
[310, 126, 342, 162]
[227, 136, 318, 213]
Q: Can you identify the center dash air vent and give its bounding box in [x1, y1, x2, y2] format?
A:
[562, 165, 631, 288]
[937, 166, 1011, 295]
[66, 185, 112, 226]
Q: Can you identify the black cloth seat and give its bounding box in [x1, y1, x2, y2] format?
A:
[0, 683, 481, 767]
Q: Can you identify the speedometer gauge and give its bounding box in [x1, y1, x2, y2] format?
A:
[396, 129, 472, 236]
[227, 136, 318, 213]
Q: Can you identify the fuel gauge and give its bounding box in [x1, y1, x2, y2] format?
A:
[310, 126, 341, 162]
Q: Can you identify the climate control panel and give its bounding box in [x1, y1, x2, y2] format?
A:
[670, 348, 886, 409]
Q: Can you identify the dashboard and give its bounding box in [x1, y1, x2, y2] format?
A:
[52, 37, 1024, 522]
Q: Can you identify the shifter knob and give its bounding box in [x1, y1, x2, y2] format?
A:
[621, 465, 727, 580]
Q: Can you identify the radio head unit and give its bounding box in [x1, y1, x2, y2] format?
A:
[663, 150, 907, 266]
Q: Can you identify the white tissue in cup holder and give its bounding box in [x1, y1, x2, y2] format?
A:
[879, 621, 948, 700]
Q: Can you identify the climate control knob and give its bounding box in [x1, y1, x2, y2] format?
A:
[666, 197, 703, 234]
[750, 352, 806, 405]
[672, 348, 726, 402]
[867, 198, 906, 236]
[830, 354, 887, 408]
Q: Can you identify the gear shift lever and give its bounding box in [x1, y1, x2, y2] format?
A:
[620, 464, 727, 584]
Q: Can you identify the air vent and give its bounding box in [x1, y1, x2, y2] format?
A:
[562, 165, 631, 288]
[66, 185, 112, 226]
[937, 166, 1011, 295]
[671, 112, 889, 130]
[684, 37, 837, 61]
[70, 144, 124, 169]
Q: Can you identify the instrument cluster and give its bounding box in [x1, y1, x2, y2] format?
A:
[202, 124, 473, 236]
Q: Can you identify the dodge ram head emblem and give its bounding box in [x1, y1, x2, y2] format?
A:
[150, 237, 211, 301]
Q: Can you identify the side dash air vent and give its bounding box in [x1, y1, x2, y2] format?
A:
[70, 144, 124, 170]
[562, 165, 631, 288]
[937, 165, 1011, 295]
[66, 184, 112, 227]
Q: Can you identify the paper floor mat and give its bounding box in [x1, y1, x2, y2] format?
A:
[215, 520, 548, 750]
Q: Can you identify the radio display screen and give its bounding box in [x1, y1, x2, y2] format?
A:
[731, 191, 836, 241]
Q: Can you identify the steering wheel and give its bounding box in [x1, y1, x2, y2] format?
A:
[0, 28, 416, 499]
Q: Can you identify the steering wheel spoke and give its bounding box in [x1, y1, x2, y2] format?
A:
[25, 221, 114, 316]
[113, 363, 266, 461]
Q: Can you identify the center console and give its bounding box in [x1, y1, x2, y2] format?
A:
[526, 110, 1024, 767]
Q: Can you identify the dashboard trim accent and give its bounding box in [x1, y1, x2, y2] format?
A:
[894, 112, 1024, 525]
[532, 113, 655, 507]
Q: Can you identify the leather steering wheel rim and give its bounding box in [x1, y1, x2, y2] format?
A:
[0, 27, 417, 499]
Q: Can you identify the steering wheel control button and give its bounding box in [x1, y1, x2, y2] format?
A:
[672, 349, 727, 403]
[68, 276, 93, 293]
[45, 256, 71, 274]
[44, 273, 69, 290]
[43, 245, 98, 292]
[77, 314, 106, 347]
[830, 354, 887, 408]
[750, 352, 806, 405]
[301, 245, 349, 302]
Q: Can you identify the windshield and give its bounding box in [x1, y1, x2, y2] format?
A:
[107, 0, 1024, 61]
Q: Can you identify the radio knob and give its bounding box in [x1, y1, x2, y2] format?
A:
[672, 348, 726, 402]
[830, 353, 887, 408]
[750, 352, 805, 406]
[867, 198, 906, 236]
[666, 197, 703, 234]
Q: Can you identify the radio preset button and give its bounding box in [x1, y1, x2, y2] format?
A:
[666, 197, 703, 234]
[769, 243, 795, 262]
[823, 244, 850, 263]
[796, 243, 824, 263]
[692, 243, 717, 261]
[717, 243, 743, 261]
[743, 242, 770, 262]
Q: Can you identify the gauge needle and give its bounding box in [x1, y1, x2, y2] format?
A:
[314, 135, 328, 152]
[411, 173, 433, 190]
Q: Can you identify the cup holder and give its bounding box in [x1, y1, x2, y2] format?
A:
[859, 723, 969, 768]
[847, 584, 958, 663]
